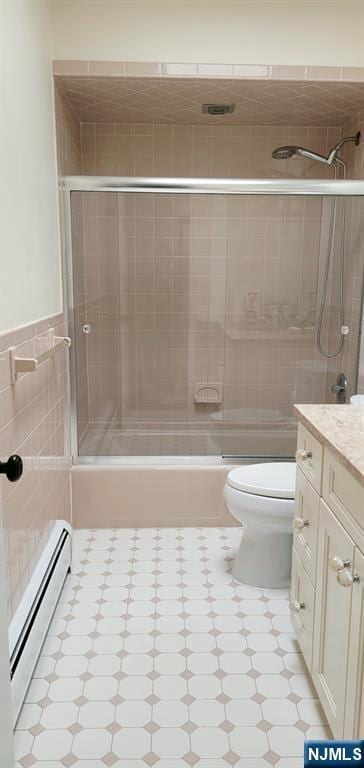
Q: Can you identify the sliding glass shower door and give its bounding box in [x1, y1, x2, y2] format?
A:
[71, 190, 228, 457]
[67, 181, 364, 460]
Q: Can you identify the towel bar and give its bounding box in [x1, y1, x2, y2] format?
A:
[9, 328, 71, 382]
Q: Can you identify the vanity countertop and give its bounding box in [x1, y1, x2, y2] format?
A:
[294, 404, 364, 485]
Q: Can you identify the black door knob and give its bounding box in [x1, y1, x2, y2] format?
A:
[0, 455, 23, 482]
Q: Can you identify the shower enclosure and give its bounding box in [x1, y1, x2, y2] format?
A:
[63, 177, 364, 462]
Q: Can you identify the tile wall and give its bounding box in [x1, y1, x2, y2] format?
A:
[325, 111, 364, 399]
[80, 123, 340, 179]
[55, 83, 364, 454]
[0, 86, 79, 622]
[55, 83, 82, 176]
[70, 123, 343, 455]
[0, 317, 71, 620]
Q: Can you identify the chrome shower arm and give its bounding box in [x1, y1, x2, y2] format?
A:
[327, 132, 361, 165]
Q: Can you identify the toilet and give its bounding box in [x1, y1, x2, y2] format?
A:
[223, 462, 296, 588]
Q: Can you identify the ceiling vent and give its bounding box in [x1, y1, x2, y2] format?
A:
[202, 103, 235, 115]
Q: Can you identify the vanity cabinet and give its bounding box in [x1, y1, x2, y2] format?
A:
[291, 421, 364, 739]
[312, 499, 355, 737]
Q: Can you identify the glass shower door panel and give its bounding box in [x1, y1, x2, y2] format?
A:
[71, 191, 228, 457]
[322, 195, 364, 400]
[221, 194, 326, 457]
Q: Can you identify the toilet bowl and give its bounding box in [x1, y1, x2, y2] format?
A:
[223, 462, 296, 588]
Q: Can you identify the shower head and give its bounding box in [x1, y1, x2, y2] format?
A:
[272, 145, 329, 164]
[271, 146, 297, 160]
[272, 132, 361, 168]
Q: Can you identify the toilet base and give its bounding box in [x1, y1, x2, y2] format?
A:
[232, 529, 293, 588]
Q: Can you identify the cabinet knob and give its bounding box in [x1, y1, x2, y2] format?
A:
[337, 569, 360, 588]
[293, 517, 309, 530]
[289, 599, 305, 612]
[328, 555, 350, 573]
[295, 448, 312, 462]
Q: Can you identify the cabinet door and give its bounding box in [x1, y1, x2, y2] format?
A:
[296, 422, 323, 494]
[290, 547, 315, 671]
[312, 499, 355, 738]
[344, 547, 364, 738]
[294, 468, 319, 585]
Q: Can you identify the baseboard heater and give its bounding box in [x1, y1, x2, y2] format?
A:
[8, 521, 72, 725]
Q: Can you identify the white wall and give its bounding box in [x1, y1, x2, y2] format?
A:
[50, 0, 364, 67]
[0, 0, 62, 334]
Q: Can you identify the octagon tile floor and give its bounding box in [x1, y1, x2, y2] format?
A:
[14, 527, 329, 768]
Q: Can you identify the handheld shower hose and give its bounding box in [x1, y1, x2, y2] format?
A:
[272, 132, 360, 358]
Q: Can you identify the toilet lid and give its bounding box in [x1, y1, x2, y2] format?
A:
[227, 462, 296, 499]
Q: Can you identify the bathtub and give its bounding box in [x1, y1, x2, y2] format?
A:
[71, 464, 239, 528]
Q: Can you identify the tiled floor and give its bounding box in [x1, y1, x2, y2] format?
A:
[14, 527, 329, 768]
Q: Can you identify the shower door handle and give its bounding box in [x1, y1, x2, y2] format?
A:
[82, 324, 92, 335]
[0, 455, 23, 482]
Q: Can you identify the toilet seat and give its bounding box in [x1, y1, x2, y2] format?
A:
[226, 462, 296, 499]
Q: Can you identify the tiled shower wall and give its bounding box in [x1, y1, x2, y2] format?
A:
[55, 85, 364, 454]
[80, 122, 340, 179]
[74, 191, 327, 427]
[71, 121, 345, 455]
[324, 111, 364, 398]
[55, 83, 81, 176]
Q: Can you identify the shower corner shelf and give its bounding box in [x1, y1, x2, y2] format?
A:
[9, 328, 71, 382]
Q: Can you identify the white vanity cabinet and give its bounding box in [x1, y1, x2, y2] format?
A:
[291, 421, 364, 739]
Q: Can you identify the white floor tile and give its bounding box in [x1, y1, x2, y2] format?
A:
[268, 725, 304, 756]
[113, 727, 151, 758]
[84, 676, 118, 700]
[116, 700, 152, 726]
[32, 729, 73, 760]
[262, 698, 298, 725]
[226, 699, 263, 726]
[191, 727, 229, 758]
[153, 699, 188, 726]
[72, 728, 112, 759]
[230, 726, 269, 757]
[257, 674, 291, 699]
[15, 526, 328, 767]
[78, 701, 115, 727]
[154, 674, 188, 700]
[119, 675, 153, 700]
[40, 702, 78, 729]
[189, 699, 226, 726]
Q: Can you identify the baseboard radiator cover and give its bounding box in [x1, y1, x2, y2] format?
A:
[9, 521, 72, 725]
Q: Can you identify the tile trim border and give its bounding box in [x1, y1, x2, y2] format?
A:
[52, 60, 364, 82]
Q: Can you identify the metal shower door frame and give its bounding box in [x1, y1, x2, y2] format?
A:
[62, 177, 364, 465]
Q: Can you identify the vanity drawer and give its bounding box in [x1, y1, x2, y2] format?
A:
[294, 468, 319, 586]
[322, 448, 364, 543]
[290, 546, 315, 671]
[296, 422, 323, 494]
